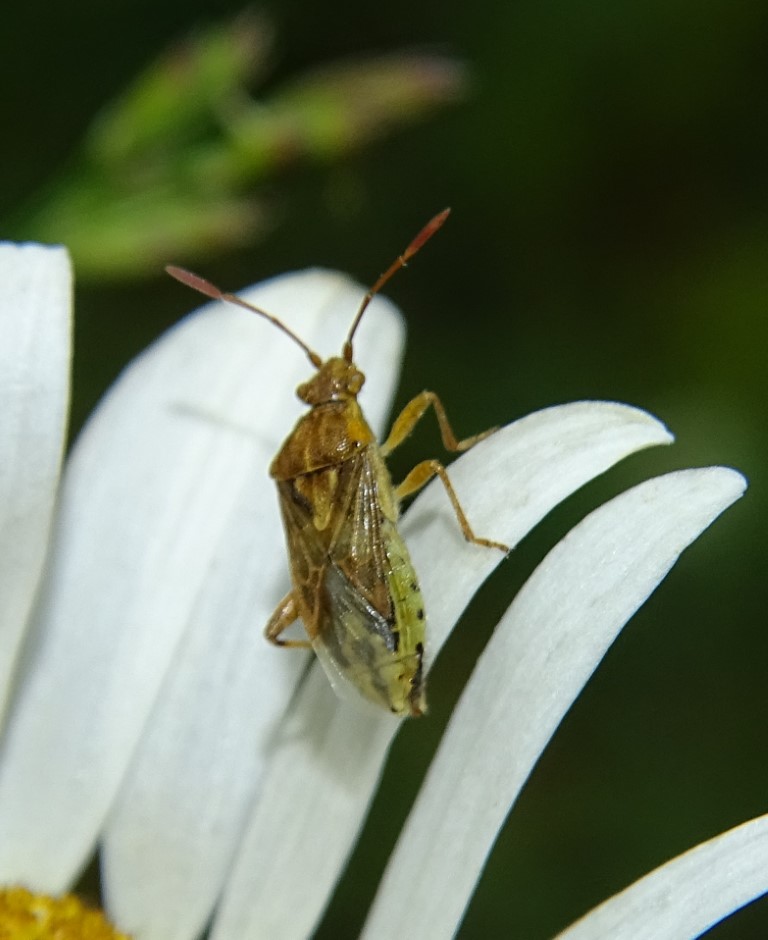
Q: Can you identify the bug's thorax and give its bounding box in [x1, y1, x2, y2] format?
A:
[270, 356, 377, 480]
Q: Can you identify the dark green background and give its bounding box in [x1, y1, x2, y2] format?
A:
[3, 1, 766, 937]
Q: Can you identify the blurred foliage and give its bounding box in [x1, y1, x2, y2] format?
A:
[3, 0, 768, 937]
[4, 11, 465, 280]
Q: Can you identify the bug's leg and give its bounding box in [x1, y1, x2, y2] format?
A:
[396, 459, 509, 553]
[381, 390, 498, 457]
[264, 592, 313, 648]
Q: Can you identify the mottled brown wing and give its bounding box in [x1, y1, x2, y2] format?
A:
[329, 448, 400, 622]
[275, 449, 398, 632]
[275, 448, 426, 715]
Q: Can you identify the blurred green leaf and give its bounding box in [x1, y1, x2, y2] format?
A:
[23, 182, 267, 280]
[85, 11, 274, 169]
[6, 13, 467, 281]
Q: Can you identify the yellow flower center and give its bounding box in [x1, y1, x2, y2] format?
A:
[0, 886, 131, 939]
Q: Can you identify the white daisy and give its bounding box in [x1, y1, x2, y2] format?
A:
[0, 242, 760, 940]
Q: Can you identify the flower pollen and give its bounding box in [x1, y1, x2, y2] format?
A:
[0, 886, 131, 940]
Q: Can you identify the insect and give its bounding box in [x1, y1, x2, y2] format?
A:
[167, 210, 507, 717]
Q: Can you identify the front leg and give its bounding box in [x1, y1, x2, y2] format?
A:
[264, 592, 312, 648]
[381, 390, 497, 457]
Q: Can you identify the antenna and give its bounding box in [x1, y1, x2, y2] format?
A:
[165, 265, 323, 368]
[343, 208, 451, 361]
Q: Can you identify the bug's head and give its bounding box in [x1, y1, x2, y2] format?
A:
[297, 356, 365, 405]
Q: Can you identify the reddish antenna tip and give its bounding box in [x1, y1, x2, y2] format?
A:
[403, 208, 451, 262]
[343, 208, 453, 358]
[166, 265, 224, 301]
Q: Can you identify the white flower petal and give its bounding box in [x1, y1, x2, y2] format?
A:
[362, 467, 746, 940]
[100, 479, 305, 940]
[212, 402, 673, 940]
[0, 244, 71, 721]
[211, 670, 396, 940]
[0, 269, 404, 894]
[555, 813, 768, 940]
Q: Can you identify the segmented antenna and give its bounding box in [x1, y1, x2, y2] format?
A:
[165, 265, 323, 368]
[343, 208, 451, 361]
[166, 208, 450, 368]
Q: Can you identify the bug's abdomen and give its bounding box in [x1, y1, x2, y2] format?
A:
[314, 535, 427, 716]
[316, 509, 426, 716]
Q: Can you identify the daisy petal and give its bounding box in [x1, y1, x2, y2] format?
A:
[0, 270, 403, 895]
[212, 402, 673, 940]
[554, 813, 768, 940]
[362, 467, 746, 939]
[0, 245, 71, 722]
